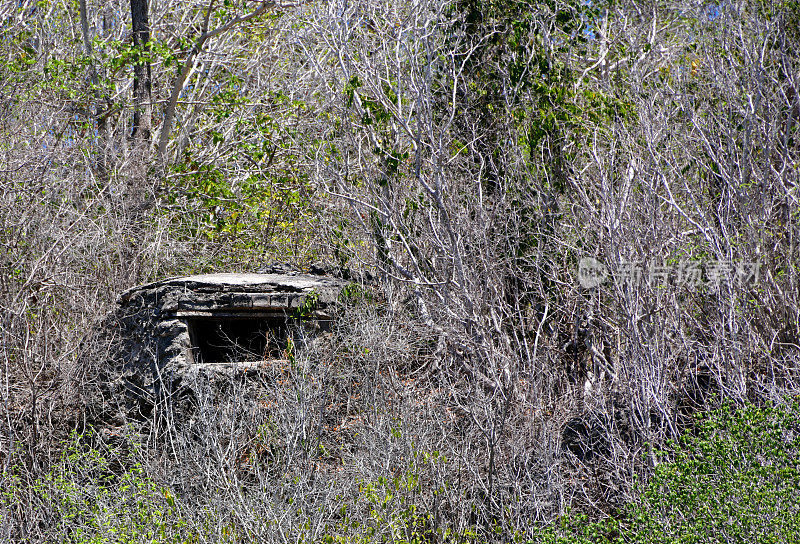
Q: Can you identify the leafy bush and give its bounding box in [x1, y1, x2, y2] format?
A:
[1, 433, 193, 544]
[543, 400, 800, 544]
[633, 401, 800, 544]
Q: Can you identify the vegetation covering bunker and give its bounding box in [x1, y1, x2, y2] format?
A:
[107, 273, 345, 413]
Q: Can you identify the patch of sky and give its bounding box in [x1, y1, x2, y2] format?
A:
[579, 0, 603, 42]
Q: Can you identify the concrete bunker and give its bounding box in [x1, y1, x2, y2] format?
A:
[107, 272, 345, 415]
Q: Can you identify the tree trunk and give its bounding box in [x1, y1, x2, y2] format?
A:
[80, 0, 111, 182]
[130, 0, 152, 145]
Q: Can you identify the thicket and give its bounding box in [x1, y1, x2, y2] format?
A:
[4, 400, 799, 542]
[1, 0, 799, 541]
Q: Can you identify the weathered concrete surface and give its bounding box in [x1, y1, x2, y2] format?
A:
[104, 272, 346, 419]
[119, 272, 345, 314]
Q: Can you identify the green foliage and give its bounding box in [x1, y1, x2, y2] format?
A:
[165, 156, 315, 260]
[446, 0, 612, 192]
[2, 433, 194, 544]
[293, 290, 320, 320]
[319, 450, 477, 544]
[338, 283, 375, 306]
[540, 400, 800, 544]
[166, 89, 319, 264]
[632, 401, 800, 544]
[342, 74, 410, 188]
[537, 515, 622, 544]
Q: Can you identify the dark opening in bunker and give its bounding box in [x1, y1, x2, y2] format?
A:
[187, 315, 289, 364]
